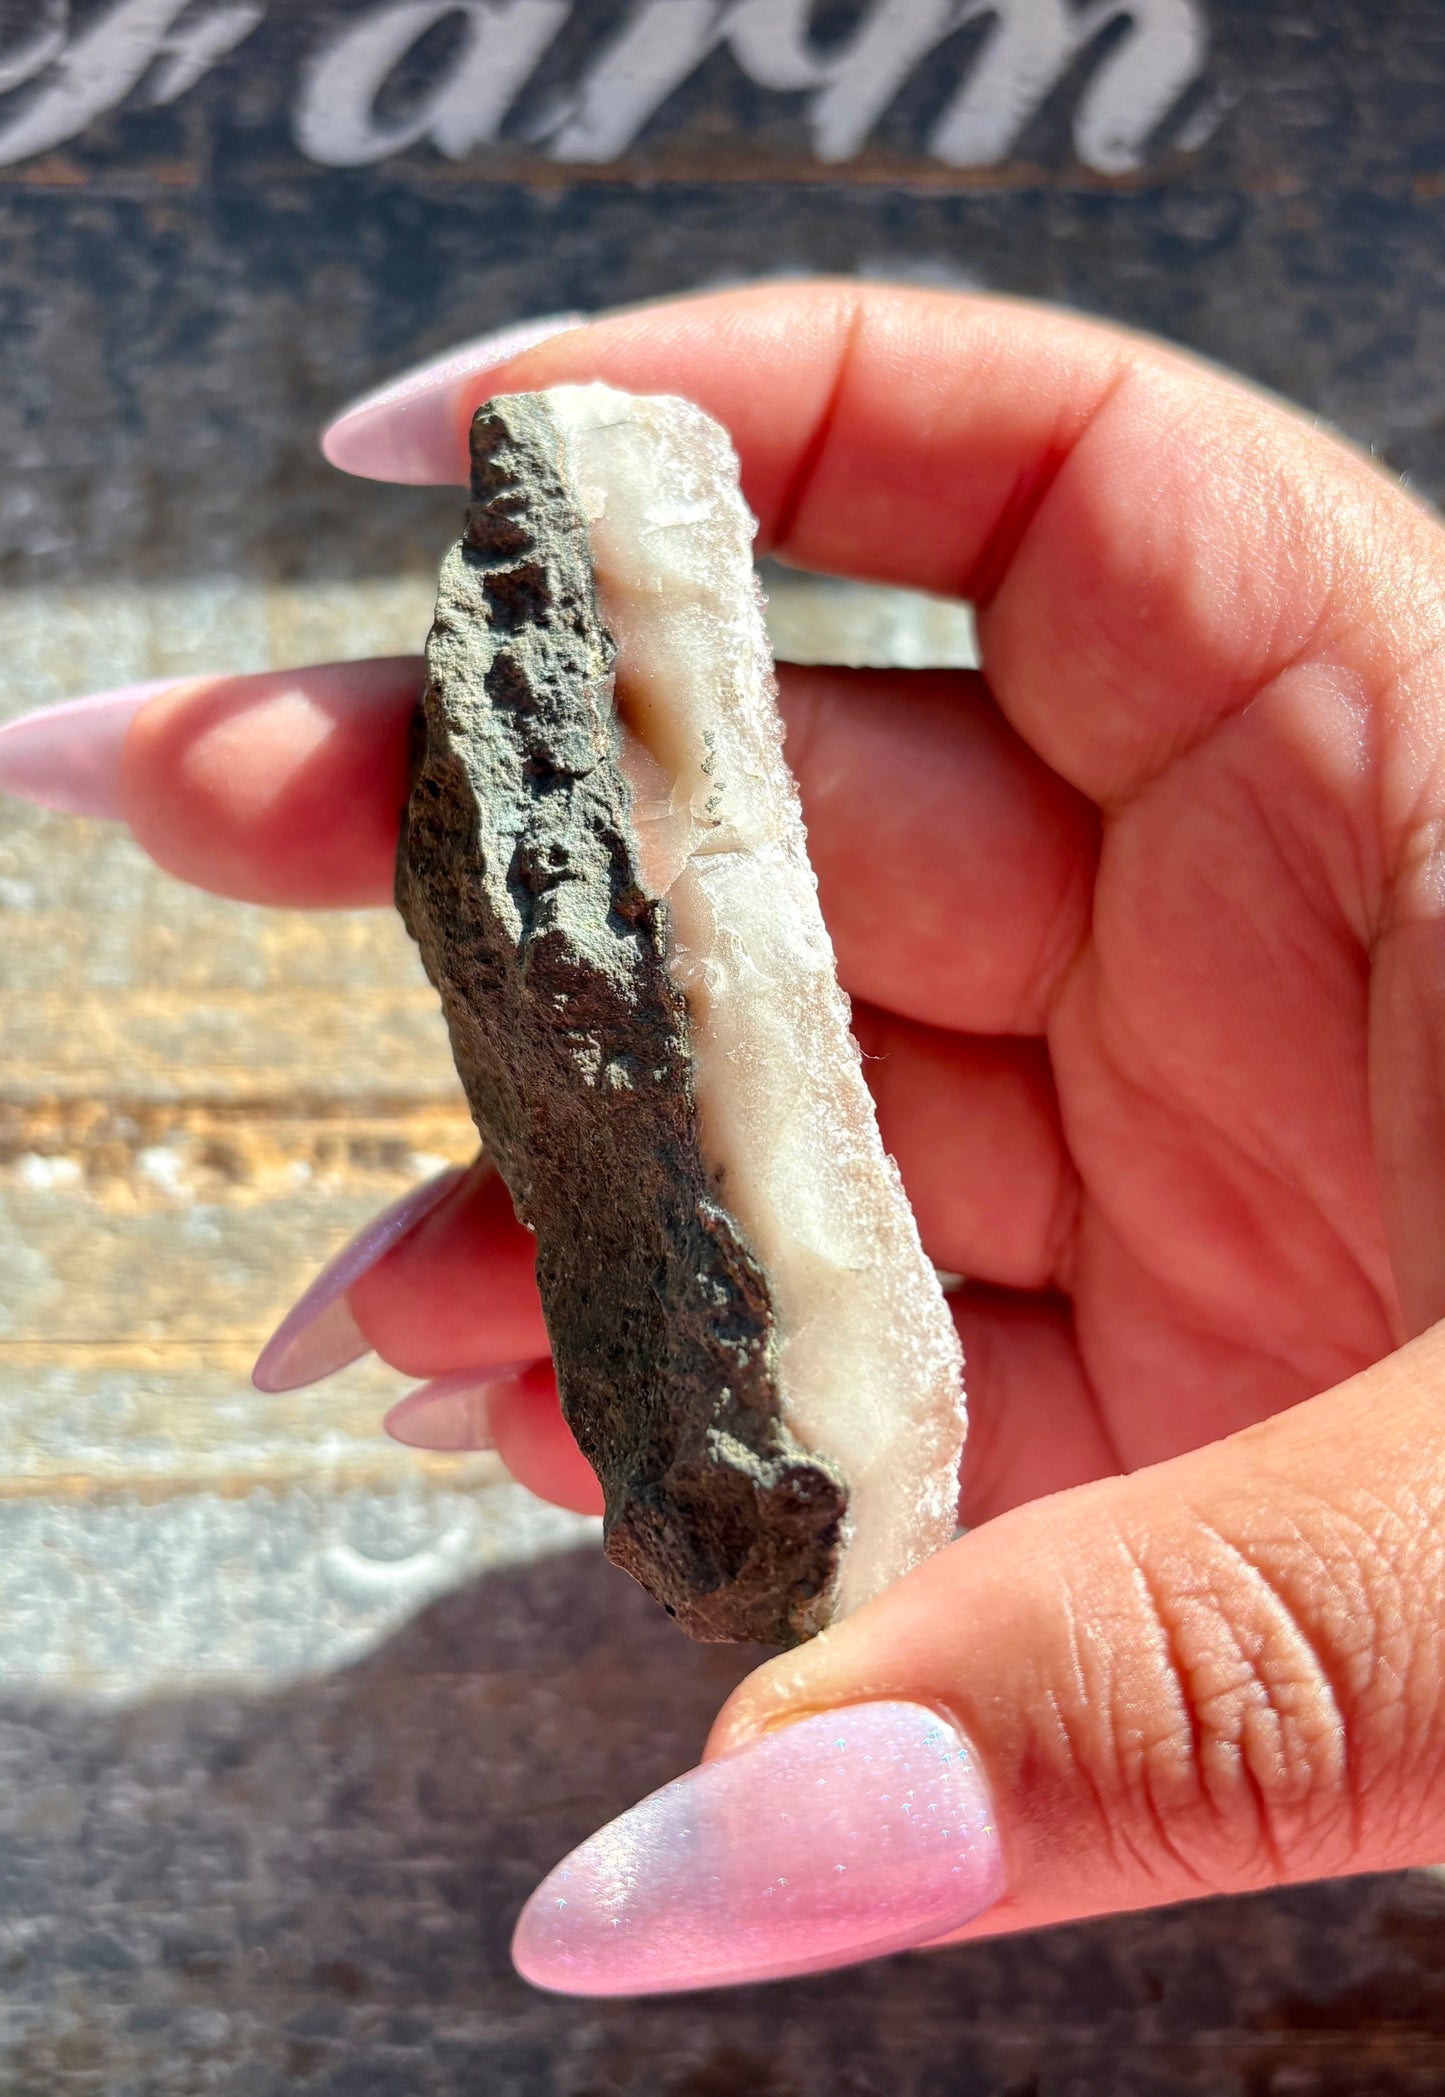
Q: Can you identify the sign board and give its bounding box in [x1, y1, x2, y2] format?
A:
[0, 1, 1439, 587]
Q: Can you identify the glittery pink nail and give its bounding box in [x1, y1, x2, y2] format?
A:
[0, 681, 182, 818]
[512, 1701, 1003, 1996]
[252, 1166, 468, 1393]
[321, 313, 586, 485]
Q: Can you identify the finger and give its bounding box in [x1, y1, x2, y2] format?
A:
[120, 658, 421, 908]
[513, 1319, 1445, 1993]
[951, 1287, 1115, 1527]
[383, 1363, 604, 1518]
[717, 1324, 1445, 1952]
[330, 281, 1438, 808]
[784, 670, 1095, 1031]
[853, 1008, 1077, 1289]
[112, 657, 1096, 1034]
[484, 1363, 605, 1518]
[348, 1163, 549, 1377]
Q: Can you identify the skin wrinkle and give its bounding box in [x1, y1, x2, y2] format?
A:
[1222, 691, 1377, 967]
[1183, 1518, 1355, 1878]
[1302, 1475, 1445, 1861]
[1024, 798, 1101, 1042]
[1055, 900, 1393, 1378]
[1106, 1533, 1219, 1895]
[1385, 803, 1445, 937]
[1123, 1525, 1299, 1889]
[1057, 1552, 1213, 1897]
[1249, 1495, 1395, 1865]
[1040, 1091, 1084, 1290]
[964, 358, 1134, 615]
[1076, 1191, 1372, 1421]
[1052, 989, 1291, 1316]
[769, 295, 865, 559]
[1035, 1600, 1140, 1890]
[1370, 905, 1445, 1334]
[1167, 737, 1396, 1332]
[991, 380, 1411, 822]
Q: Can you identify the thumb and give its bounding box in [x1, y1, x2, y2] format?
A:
[511, 1326, 1445, 1996]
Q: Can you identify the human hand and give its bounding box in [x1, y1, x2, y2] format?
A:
[6, 283, 1445, 1996]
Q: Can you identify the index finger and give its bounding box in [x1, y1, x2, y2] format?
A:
[325, 282, 1443, 805]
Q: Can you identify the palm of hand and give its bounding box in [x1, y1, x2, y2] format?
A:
[1045, 687, 1394, 1470]
[798, 628, 1397, 1528]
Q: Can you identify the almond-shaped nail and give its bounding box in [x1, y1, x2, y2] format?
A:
[0, 680, 180, 818]
[512, 1701, 1003, 1997]
[321, 312, 587, 484]
[252, 1166, 468, 1393]
[382, 1366, 538, 1452]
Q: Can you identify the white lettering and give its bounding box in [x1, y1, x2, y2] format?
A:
[294, 0, 568, 167]
[148, 3, 265, 108]
[0, 2, 68, 101]
[544, 0, 721, 165]
[544, 0, 1207, 171]
[547, 0, 967, 166]
[0, 0, 1214, 180]
[931, 0, 1208, 173]
[1071, 0, 1208, 173]
[728, 0, 961, 164]
[0, 0, 196, 165]
[0, 0, 266, 167]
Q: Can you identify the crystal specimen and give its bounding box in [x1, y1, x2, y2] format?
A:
[397, 386, 964, 1643]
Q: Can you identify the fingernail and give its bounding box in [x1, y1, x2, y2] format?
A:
[0, 680, 180, 818]
[382, 1365, 538, 1452]
[512, 1701, 1003, 1997]
[321, 313, 587, 484]
[252, 1166, 468, 1393]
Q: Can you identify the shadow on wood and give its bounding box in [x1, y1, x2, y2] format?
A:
[2, 1545, 1445, 2096]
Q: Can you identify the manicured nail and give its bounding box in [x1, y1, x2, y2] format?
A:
[252, 1166, 468, 1393]
[512, 1701, 1003, 1996]
[0, 680, 180, 818]
[383, 1365, 538, 1452]
[321, 313, 587, 484]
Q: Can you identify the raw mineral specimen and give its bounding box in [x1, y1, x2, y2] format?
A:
[397, 386, 964, 1644]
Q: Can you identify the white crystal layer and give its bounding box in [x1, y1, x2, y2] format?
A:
[549, 385, 965, 1617]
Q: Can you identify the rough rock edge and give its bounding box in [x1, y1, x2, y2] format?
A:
[396, 393, 848, 1645]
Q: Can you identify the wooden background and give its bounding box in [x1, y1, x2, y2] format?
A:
[4, 2, 1445, 2090]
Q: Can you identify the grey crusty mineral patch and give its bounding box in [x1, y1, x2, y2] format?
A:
[397, 394, 847, 1644]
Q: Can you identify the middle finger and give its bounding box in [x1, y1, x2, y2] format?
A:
[119, 659, 1098, 1035]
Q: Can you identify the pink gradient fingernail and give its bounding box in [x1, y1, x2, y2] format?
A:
[252, 1166, 468, 1393]
[321, 313, 587, 484]
[0, 680, 182, 818]
[383, 1365, 538, 1452]
[512, 1701, 1003, 1997]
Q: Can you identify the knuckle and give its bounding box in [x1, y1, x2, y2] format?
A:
[1067, 1506, 1418, 1894]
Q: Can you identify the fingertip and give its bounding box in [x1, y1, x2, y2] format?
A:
[320, 313, 588, 484]
[119, 657, 421, 907]
[487, 1363, 604, 1516]
[383, 1369, 520, 1452]
[348, 1162, 550, 1376]
[0, 679, 188, 820]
